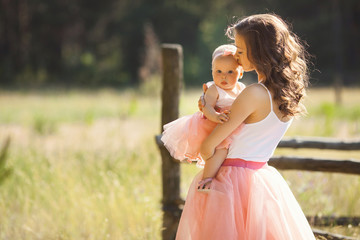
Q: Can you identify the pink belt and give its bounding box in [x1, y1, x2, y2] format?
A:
[222, 158, 267, 170]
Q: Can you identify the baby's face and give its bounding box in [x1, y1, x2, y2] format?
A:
[212, 55, 241, 90]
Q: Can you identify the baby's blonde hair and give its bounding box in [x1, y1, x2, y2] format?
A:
[212, 44, 237, 61]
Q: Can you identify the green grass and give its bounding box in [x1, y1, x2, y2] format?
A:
[0, 87, 359, 239]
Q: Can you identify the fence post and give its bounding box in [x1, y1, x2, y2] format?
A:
[160, 44, 183, 240]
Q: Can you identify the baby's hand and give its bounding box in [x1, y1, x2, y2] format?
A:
[216, 112, 229, 123]
[197, 177, 213, 192]
[222, 110, 231, 115]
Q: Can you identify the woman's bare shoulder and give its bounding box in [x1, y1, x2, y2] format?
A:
[238, 83, 268, 99]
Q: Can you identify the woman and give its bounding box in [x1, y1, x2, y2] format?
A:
[176, 14, 315, 240]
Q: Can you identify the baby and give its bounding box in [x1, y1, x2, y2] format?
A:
[161, 44, 245, 190]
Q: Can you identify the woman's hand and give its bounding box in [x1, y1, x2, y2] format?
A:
[198, 83, 208, 112]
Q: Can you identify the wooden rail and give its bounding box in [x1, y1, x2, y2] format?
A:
[157, 135, 360, 175]
[269, 156, 360, 175]
[279, 137, 360, 150]
[307, 216, 360, 227]
[312, 229, 357, 240]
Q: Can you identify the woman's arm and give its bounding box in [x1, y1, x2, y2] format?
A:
[202, 85, 229, 123]
[200, 85, 262, 160]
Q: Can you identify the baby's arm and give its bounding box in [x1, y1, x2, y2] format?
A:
[197, 148, 228, 191]
[203, 148, 227, 178]
[202, 85, 229, 123]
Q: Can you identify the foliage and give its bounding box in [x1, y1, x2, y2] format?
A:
[0, 0, 359, 87]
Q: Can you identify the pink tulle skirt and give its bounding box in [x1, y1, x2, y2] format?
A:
[176, 159, 316, 240]
[161, 111, 241, 166]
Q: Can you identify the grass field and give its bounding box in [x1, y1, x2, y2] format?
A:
[0, 86, 359, 239]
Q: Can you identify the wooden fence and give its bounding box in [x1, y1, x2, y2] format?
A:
[156, 44, 360, 240]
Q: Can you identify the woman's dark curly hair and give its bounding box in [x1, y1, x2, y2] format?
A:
[227, 14, 310, 116]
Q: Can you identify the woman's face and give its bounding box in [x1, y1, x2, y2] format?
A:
[234, 34, 255, 72]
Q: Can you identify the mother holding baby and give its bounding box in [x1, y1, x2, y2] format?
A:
[175, 14, 316, 240]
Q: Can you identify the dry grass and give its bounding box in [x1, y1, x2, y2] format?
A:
[0, 87, 359, 239]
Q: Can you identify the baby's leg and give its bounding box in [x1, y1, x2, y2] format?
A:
[202, 148, 228, 179]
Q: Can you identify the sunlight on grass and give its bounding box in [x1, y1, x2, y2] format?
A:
[0, 87, 359, 239]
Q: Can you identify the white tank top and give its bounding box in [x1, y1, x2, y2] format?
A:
[206, 81, 246, 110]
[227, 83, 293, 162]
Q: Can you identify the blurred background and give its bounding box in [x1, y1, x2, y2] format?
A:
[0, 1, 360, 239]
[0, 0, 359, 89]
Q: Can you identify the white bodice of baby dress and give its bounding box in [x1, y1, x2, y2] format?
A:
[206, 81, 245, 109]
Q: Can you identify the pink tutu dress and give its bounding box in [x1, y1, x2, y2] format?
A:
[175, 83, 316, 240]
[161, 81, 246, 167]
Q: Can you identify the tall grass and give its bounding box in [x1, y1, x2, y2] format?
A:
[0, 137, 12, 185]
[0, 87, 359, 239]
